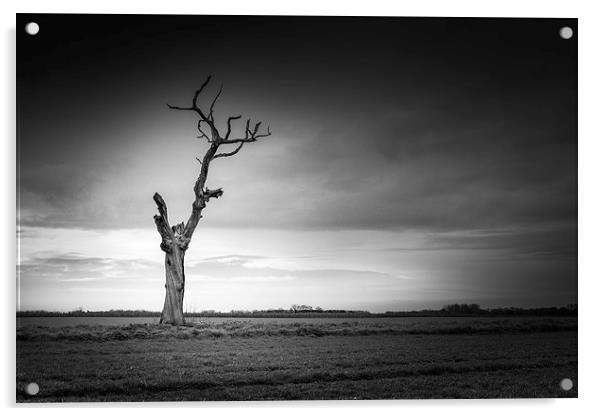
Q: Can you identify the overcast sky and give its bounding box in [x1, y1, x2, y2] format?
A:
[17, 15, 577, 312]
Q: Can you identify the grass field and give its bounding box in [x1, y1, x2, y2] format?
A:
[16, 317, 577, 401]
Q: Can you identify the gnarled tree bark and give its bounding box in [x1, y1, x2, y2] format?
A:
[154, 76, 271, 325]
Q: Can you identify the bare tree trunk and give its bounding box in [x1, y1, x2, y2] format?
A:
[153, 193, 191, 326]
[159, 246, 186, 325]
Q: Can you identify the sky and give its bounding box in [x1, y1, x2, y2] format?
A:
[17, 15, 577, 312]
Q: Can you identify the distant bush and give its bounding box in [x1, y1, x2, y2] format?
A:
[442, 304, 484, 314]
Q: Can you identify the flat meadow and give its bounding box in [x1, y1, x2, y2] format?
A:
[16, 316, 577, 401]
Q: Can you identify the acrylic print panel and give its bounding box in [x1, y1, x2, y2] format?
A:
[16, 14, 577, 402]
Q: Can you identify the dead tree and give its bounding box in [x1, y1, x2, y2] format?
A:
[154, 76, 271, 325]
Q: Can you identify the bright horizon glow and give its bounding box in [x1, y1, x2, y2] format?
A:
[17, 225, 576, 312]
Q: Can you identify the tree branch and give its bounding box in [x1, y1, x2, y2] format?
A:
[225, 115, 242, 139]
[208, 84, 223, 122]
[213, 142, 244, 159]
[153, 193, 170, 228]
[167, 75, 221, 140]
[221, 121, 271, 144]
[192, 76, 212, 115]
[153, 192, 174, 252]
[196, 120, 212, 142]
[203, 187, 224, 200]
[167, 76, 272, 147]
[163, 76, 274, 241]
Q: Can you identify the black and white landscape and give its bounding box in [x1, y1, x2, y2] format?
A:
[17, 14, 577, 401]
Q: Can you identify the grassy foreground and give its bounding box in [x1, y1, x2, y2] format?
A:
[17, 317, 577, 401]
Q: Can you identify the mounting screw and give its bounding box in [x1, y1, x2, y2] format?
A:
[559, 26, 573, 40]
[25, 382, 39, 395]
[560, 378, 573, 391]
[25, 22, 39, 35]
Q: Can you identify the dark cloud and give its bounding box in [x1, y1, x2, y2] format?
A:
[17, 13, 576, 283]
[375, 226, 576, 264]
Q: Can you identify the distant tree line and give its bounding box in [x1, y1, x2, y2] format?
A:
[17, 309, 161, 318]
[382, 303, 577, 317]
[16, 303, 577, 318]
